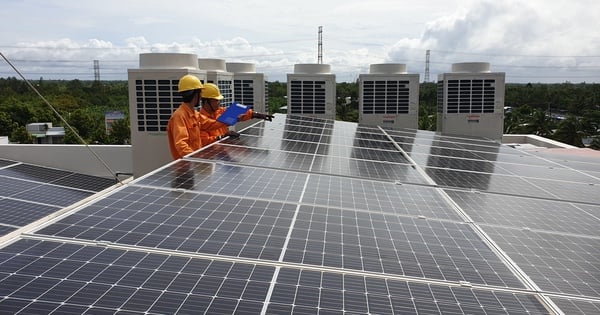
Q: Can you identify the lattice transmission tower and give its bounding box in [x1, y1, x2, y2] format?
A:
[424, 50, 430, 82]
[317, 26, 323, 64]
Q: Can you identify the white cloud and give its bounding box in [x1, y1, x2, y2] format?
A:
[1, 0, 599, 82]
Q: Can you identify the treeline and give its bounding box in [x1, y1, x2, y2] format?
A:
[0, 77, 130, 144]
[1, 78, 599, 148]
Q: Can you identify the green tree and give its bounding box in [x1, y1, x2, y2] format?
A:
[553, 115, 584, 147]
[108, 116, 131, 144]
[527, 108, 555, 137]
[590, 137, 600, 150]
[63, 126, 82, 144]
[67, 109, 100, 142]
[10, 126, 34, 144]
[0, 112, 15, 136]
[268, 81, 287, 113]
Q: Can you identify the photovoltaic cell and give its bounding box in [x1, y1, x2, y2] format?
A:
[0, 177, 93, 207]
[137, 160, 307, 203]
[267, 267, 549, 314]
[302, 174, 462, 221]
[11, 184, 93, 208]
[283, 204, 526, 288]
[550, 297, 600, 315]
[36, 186, 296, 260]
[311, 155, 425, 183]
[423, 155, 503, 174]
[480, 225, 600, 297]
[3, 114, 597, 314]
[0, 163, 72, 183]
[0, 163, 114, 193]
[0, 159, 18, 168]
[0, 239, 275, 314]
[51, 173, 116, 192]
[445, 190, 600, 237]
[494, 163, 600, 183]
[0, 198, 61, 227]
[425, 167, 557, 198]
[191, 144, 315, 172]
[0, 225, 16, 236]
[522, 177, 600, 204]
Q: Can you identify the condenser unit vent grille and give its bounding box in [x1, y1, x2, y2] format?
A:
[264, 81, 269, 110]
[446, 79, 496, 114]
[437, 80, 444, 114]
[362, 80, 410, 114]
[135, 79, 180, 132]
[289, 80, 326, 114]
[217, 80, 233, 105]
[234, 79, 255, 106]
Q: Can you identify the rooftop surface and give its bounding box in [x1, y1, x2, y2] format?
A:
[0, 114, 599, 314]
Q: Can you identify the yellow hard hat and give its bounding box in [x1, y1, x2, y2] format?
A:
[202, 83, 224, 100]
[178, 74, 204, 92]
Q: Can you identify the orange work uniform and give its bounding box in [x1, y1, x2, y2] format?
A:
[198, 106, 254, 145]
[167, 104, 202, 160]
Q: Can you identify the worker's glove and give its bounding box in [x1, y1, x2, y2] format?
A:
[252, 112, 274, 121]
[225, 130, 240, 138]
[216, 131, 239, 141]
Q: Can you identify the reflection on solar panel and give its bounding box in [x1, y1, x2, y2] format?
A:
[0, 159, 117, 237]
[1, 114, 599, 314]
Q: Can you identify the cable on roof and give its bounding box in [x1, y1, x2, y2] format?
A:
[0, 51, 124, 185]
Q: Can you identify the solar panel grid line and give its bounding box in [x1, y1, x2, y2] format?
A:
[282, 204, 530, 289]
[0, 238, 279, 314]
[16, 230, 551, 301]
[225, 130, 412, 162]
[0, 159, 20, 168]
[445, 189, 600, 238]
[505, 146, 600, 181]
[4, 116, 598, 314]
[259, 123, 339, 314]
[264, 267, 551, 315]
[0, 173, 103, 195]
[189, 143, 428, 185]
[301, 174, 465, 222]
[477, 225, 600, 299]
[0, 163, 117, 193]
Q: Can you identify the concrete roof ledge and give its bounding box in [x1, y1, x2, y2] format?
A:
[502, 134, 578, 149]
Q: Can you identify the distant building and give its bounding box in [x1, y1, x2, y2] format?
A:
[105, 111, 126, 134]
[26, 122, 65, 144]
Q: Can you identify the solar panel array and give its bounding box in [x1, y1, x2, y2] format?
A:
[1, 114, 599, 314]
[0, 160, 117, 238]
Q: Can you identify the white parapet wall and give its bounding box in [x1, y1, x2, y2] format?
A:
[502, 134, 577, 148]
[0, 144, 132, 179]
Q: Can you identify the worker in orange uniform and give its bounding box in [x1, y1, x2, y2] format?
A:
[167, 74, 205, 160]
[198, 83, 274, 146]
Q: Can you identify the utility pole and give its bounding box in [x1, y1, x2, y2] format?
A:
[424, 50, 430, 82]
[317, 26, 323, 64]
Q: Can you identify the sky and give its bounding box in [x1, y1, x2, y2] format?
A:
[1, 0, 599, 83]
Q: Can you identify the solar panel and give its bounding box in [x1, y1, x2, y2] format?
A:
[0, 198, 61, 227]
[1, 114, 598, 314]
[481, 225, 600, 298]
[0, 161, 117, 238]
[137, 160, 307, 203]
[0, 158, 18, 168]
[0, 239, 275, 314]
[445, 190, 600, 237]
